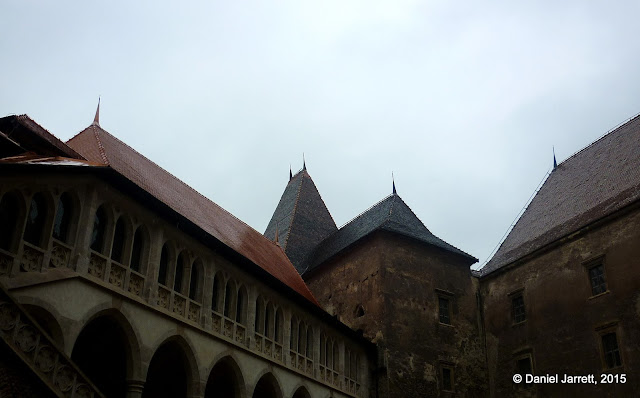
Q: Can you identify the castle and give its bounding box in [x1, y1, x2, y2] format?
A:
[0, 108, 638, 397]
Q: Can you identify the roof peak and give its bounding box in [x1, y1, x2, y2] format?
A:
[92, 97, 100, 127]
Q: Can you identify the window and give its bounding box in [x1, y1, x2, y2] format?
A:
[439, 296, 451, 325]
[224, 280, 236, 318]
[174, 252, 186, 293]
[24, 193, 47, 247]
[158, 244, 169, 286]
[515, 354, 533, 388]
[130, 226, 146, 272]
[110, 217, 126, 263]
[602, 332, 622, 369]
[90, 206, 107, 253]
[441, 365, 454, 392]
[511, 294, 526, 324]
[274, 309, 283, 342]
[188, 260, 201, 301]
[354, 304, 365, 318]
[211, 273, 222, 312]
[588, 263, 607, 296]
[236, 287, 247, 324]
[52, 193, 73, 243]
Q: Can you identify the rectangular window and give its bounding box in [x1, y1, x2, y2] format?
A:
[439, 296, 451, 325]
[441, 366, 453, 391]
[602, 332, 622, 369]
[589, 263, 607, 296]
[512, 295, 526, 323]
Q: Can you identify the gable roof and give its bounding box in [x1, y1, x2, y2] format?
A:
[305, 193, 477, 274]
[481, 114, 640, 276]
[0, 115, 84, 159]
[66, 123, 318, 304]
[264, 168, 338, 274]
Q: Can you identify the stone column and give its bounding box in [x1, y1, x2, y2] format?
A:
[126, 379, 145, 398]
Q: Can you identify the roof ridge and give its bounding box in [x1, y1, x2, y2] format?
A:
[557, 112, 640, 167]
[92, 126, 110, 165]
[338, 193, 394, 229]
[283, 171, 306, 249]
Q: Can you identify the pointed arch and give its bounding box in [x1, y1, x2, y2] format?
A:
[110, 215, 130, 264]
[224, 279, 237, 319]
[212, 271, 224, 313]
[52, 191, 79, 244]
[144, 333, 200, 398]
[205, 354, 246, 398]
[158, 242, 172, 286]
[174, 251, 188, 293]
[90, 205, 108, 254]
[291, 385, 311, 398]
[130, 224, 150, 273]
[236, 285, 247, 324]
[188, 258, 203, 302]
[251, 371, 283, 398]
[23, 192, 52, 248]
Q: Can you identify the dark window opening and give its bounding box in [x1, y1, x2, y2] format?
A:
[602, 332, 622, 369]
[589, 264, 607, 296]
[24, 193, 47, 247]
[111, 218, 126, 263]
[439, 297, 451, 325]
[53, 193, 73, 243]
[212, 276, 221, 312]
[90, 206, 107, 253]
[174, 253, 186, 293]
[441, 367, 453, 391]
[188, 262, 200, 301]
[512, 295, 526, 323]
[355, 305, 365, 318]
[235, 290, 245, 324]
[130, 227, 145, 272]
[158, 245, 169, 285]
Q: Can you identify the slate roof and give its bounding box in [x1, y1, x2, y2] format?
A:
[63, 123, 318, 304]
[264, 168, 337, 274]
[481, 114, 640, 276]
[0, 115, 84, 159]
[304, 193, 477, 274]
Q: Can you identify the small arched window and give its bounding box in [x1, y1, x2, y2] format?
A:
[265, 303, 274, 339]
[110, 217, 126, 263]
[24, 193, 48, 247]
[174, 252, 187, 293]
[212, 273, 222, 313]
[255, 298, 265, 334]
[188, 259, 202, 302]
[298, 322, 306, 355]
[0, 193, 20, 252]
[306, 327, 313, 358]
[130, 226, 146, 272]
[274, 309, 283, 343]
[236, 286, 247, 324]
[223, 280, 236, 318]
[90, 206, 107, 253]
[52, 192, 73, 243]
[157, 244, 169, 286]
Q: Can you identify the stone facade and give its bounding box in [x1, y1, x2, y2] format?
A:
[0, 169, 373, 398]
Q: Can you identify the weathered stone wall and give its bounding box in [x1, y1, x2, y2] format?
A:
[480, 205, 640, 398]
[306, 231, 487, 398]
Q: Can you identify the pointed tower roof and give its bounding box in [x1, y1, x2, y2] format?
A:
[264, 167, 338, 274]
[305, 194, 477, 274]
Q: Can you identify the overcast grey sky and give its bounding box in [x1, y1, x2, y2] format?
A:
[3, 1, 640, 268]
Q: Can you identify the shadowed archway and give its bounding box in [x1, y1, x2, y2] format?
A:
[205, 356, 244, 398]
[143, 338, 196, 398]
[252, 373, 282, 398]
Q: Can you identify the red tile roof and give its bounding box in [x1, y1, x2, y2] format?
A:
[66, 124, 318, 304]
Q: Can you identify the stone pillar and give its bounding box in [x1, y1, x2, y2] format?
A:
[126, 379, 145, 398]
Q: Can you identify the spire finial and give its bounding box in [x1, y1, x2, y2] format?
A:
[289, 165, 293, 181]
[92, 97, 100, 126]
[303, 153, 306, 171]
[553, 146, 557, 170]
[392, 172, 397, 195]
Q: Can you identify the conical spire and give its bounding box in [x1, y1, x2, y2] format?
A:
[289, 165, 293, 181]
[392, 172, 397, 195]
[92, 97, 100, 126]
[303, 153, 306, 170]
[553, 147, 557, 170]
